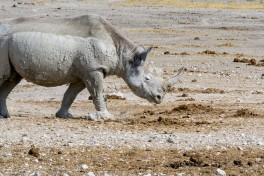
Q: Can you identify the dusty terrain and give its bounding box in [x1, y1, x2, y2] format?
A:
[0, 0, 264, 175]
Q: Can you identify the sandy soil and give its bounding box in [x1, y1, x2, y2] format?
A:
[0, 0, 264, 175]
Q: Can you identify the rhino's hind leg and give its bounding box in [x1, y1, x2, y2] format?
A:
[0, 71, 22, 118]
[56, 82, 85, 118]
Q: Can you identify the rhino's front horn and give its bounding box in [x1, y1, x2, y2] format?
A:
[165, 67, 185, 89]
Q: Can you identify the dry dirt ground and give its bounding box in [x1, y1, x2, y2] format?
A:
[0, 0, 264, 175]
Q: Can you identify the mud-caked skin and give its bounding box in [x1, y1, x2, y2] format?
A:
[0, 14, 184, 120]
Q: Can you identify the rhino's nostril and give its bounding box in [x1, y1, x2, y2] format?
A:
[156, 95, 161, 100]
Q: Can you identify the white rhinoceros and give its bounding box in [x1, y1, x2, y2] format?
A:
[0, 14, 184, 120]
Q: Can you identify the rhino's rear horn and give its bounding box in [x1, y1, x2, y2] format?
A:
[165, 67, 185, 89]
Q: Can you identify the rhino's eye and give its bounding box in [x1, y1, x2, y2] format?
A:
[145, 76, 150, 81]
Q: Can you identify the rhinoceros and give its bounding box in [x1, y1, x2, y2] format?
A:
[0, 14, 184, 120]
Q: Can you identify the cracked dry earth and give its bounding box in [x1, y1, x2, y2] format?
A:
[0, 0, 264, 175]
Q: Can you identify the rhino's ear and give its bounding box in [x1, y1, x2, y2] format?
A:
[132, 47, 152, 67]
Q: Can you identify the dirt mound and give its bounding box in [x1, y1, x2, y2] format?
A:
[199, 50, 216, 54]
[233, 58, 264, 66]
[110, 103, 222, 132]
[164, 51, 189, 55]
[170, 104, 213, 113]
[139, 104, 214, 116]
[234, 109, 259, 117]
[201, 88, 225, 94]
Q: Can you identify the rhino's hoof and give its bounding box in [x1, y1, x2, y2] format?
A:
[87, 111, 114, 121]
[55, 111, 73, 118]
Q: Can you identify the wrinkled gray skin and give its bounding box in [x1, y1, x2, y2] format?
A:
[0, 15, 183, 120]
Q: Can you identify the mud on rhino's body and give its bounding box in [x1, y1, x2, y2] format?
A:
[0, 14, 183, 120]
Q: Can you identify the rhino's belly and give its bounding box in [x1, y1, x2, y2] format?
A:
[9, 32, 80, 86]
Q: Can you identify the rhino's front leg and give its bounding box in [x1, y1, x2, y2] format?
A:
[84, 71, 114, 120]
[56, 82, 85, 118]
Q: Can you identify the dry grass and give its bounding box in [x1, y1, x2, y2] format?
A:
[129, 28, 184, 35]
[217, 42, 237, 47]
[123, 0, 264, 9]
[30, 0, 57, 5]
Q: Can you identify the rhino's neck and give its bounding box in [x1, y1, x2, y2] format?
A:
[101, 18, 136, 77]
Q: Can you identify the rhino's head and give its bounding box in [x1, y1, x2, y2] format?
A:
[123, 46, 184, 104]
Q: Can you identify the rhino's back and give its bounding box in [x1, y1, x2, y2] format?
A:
[4, 14, 113, 42]
[9, 32, 84, 86]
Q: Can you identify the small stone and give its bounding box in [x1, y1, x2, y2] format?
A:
[257, 140, 264, 146]
[106, 92, 126, 100]
[250, 59, 256, 65]
[3, 153, 12, 157]
[33, 171, 41, 176]
[206, 146, 212, 150]
[86, 171, 95, 176]
[28, 146, 40, 157]
[245, 76, 252, 79]
[167, 138, 174, 144]
[256, 158, 262, 163]
[216, 168, 226, 176]
[68, 142, 74, 147]
[164, 51, 170, 55]
[180, 93, 188, 97]
[80, 164, 89, 170]
[176, 173, 185, 176]
[233, 58, 240, 62]
[233, 160, 243, 167]
[194, 37, 200, 40]
[248, 161, 253, 166]
[143, 174, 151, 176]
[237, 146, 243, 151]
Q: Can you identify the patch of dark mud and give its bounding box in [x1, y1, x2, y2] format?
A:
[166, 154, 208, 169]
[139, 104, 215, 116]
[166, 104, 214, 114]
[2, 146, 264, 175]
[110, 103, 223, 132]
[176, 98, 196, 102]
[169, 87, 225, 94]
[89, 94, 126, 100]
[213, 26, 249, 31]
[165, 147, 263, 175]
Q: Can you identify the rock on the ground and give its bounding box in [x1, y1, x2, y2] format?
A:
[86, 171, 95, 176]
[80, 164, 89, 170]
[216, 168, 226, 176]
